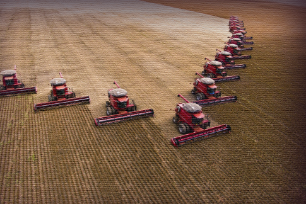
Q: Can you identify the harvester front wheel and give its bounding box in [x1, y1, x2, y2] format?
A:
[106, 107, 113, 116]
[173, 115, 179, 124]
[131, 100, 137, 111]
[191, 88, 196, 94]
[48, 95, 56, 102]
[196, 93, 206, 100]
[201, 123, 208, 130]
[179, 123, 189, 134]
[207, 73, 214, 78]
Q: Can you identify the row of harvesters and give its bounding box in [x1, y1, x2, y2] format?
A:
[1, 16, 251, 147]
[0, 68, 90, 110]
[171, 15, 254, 147]
[0, 66, 153, 125]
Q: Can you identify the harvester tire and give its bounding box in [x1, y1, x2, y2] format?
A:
[191, 88, 196, 94]
[207, 73, 214, 78]
[179, 123, 189, 134]
[48, 95, 56, 102]
[173, 116, 179, 124]
[106, 101, 110, 107]
[131, 100, 137, 111]
[106, 107, 113, 116]
[201, 123, 208, 130]
[196, 93, 205, 100]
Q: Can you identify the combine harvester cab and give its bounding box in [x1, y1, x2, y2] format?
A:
[214, 51, 246, 70]
[0, 66, 37, 96]
[171, 94, 231, 147]
[202, 58, 240, 82]
[94, 81, 154, 126]
[34, 72, 90, 111]
[222, 45, 251, 60]
[191, 72, 237, 106]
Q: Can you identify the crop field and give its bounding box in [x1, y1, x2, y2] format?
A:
[1, 0, 306, 203]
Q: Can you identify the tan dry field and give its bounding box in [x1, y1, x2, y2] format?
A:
[1, 0, 306, 203]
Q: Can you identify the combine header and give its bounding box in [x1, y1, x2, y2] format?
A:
[34, 72, 90, 111]
[202, 58, 240, 82]
[0, 66, 36, 96]
[214, 51, 246, 69]
[191, 72, 237, 106]
[94, 81, 154, 126]
[171, 94, 231, 147]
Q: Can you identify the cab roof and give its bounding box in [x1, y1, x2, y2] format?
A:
[210, 60, 222, 66]
[221, 51, 231, 56]
[182, 103, 202, 113]
[1, 70, 16, 76]
[199, 77, 215, 85]
[50, 78, 66, 86]
[109, 88, 127, 97]
[229, 44, 238, 48]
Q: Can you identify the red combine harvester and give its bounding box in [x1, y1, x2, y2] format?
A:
[203, 58, 240, 82]
[171, 94, 231, 147]
[229, 24, 245, 33]
[221, 45, 251, 60]
[214, 51, 246, 69]
[94, 81, 154, 126]
[232, 30, 252, 40]
[0, 66, 36, 96]
[231, 32, 253, 42]
[228, 36, 254, 46]
[34, 73, 90, 111]
[191, 72, 237, 106]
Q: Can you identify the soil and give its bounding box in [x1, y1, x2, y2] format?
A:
[0, 0, 306, 203]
